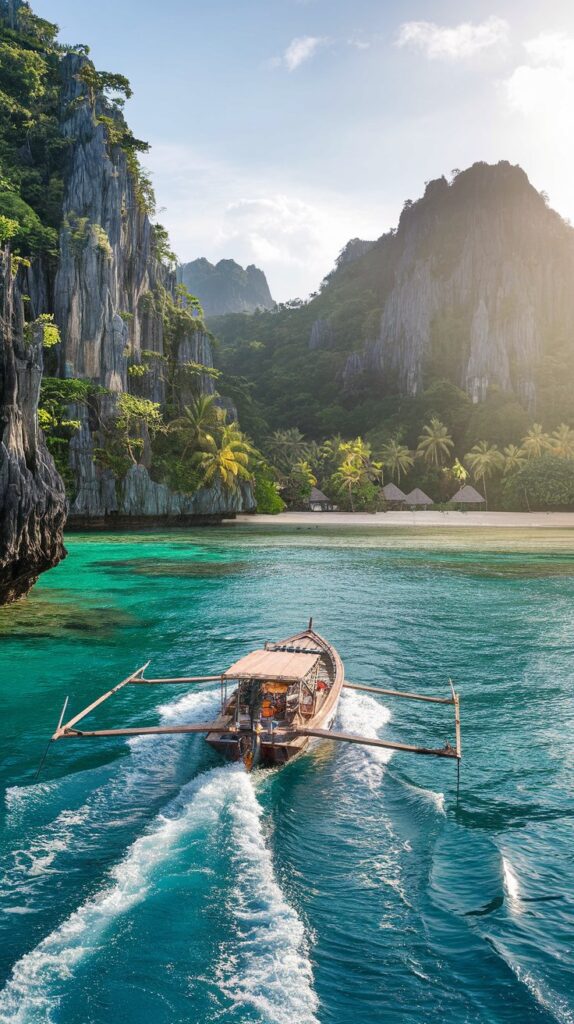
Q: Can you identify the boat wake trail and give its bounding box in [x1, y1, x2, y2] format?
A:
[0, 763, 235, 1024]
[1, 706, 318, 1024]
[215, 772, 319, 1024]
[336, 690, 392, 788]
[1, 689, 220, 895]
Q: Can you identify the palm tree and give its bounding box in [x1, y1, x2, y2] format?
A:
[320, 434, 345, 469]
[192, 424, 254, 491]
[266, 428, 310, 472]
[550, 423, 574, 459]
[521, 423, 551, 459]
[339, 438, 383, 483]
[380, 439, 414, 483]
[464, 441, 504, 509]
[168, 394, 221, 457]
[332, 458, 363, 512]
[502, 444, 526, 476]
[416, 417, 454, 467]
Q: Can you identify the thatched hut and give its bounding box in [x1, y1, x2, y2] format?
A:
[308, 486, 335, 512]
[382, 482, 407, 509]
[404, 487, 433, 508]
[449, 484, 485, 510]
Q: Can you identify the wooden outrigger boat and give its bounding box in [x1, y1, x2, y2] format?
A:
[48, 620, 461, 772]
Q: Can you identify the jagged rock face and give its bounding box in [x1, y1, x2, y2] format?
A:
[342, 163, 574, 403]
[0, 252, 67, 604]
[54, 55, 164, 396]
[308, 319, 334, 352]
[53, 56, 250, 518]
[119, 465, 255, 518]
[178, 258, 274, 316]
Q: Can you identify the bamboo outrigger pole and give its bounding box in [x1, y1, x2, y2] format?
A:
[293, 726, 459, 759]
[53, 662, 150, 740]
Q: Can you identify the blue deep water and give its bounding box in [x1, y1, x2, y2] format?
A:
[0, 526, 573, 1024]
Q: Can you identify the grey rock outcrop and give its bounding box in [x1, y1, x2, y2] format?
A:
[119, 465, 254, 517]
[52, 55, 251, 519]
[309, 319, 334, 351]
[341, 162, 574, 403]
[178, 258, 274, 316]
[0, 251, 67, 604]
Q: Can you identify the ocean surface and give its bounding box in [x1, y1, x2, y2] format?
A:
[0, 526, 573, 1024]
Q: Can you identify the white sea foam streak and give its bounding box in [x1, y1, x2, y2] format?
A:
[215, 772, 319, 1024]
[0, 692, 318, 1024]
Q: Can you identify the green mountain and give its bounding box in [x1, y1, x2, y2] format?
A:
[177, 258, 273, 316]
[213, 162, 574, 452]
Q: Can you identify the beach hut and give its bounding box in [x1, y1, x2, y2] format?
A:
[448, 484, 485, 510]
[308, 486, 335, 512]
[382, 482, 407, 509]
[404, 487, 433, 509]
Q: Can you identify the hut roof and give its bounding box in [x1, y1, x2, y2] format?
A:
[449, 484, 485, 504]
[382, 482, 406, 501]
[224, 649, 319, 681]
[309, 487, 331, 503]
[404, 487, 433, 505]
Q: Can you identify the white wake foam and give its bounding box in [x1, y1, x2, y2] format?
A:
[216, 773, 319, 1024]
[1, 691, 318, 1024]
[501, 854, 522, 913]
[336, 690, 392, 788]
[1, 688, 220, 896]
[0, 764, 231, 1023]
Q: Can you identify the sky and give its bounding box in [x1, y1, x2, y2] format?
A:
[32, 0, 574, 301]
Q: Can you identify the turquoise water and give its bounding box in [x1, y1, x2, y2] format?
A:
[0, 527, 573, 1024]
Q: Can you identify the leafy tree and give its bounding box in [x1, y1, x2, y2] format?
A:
[167, 394, 221, 456]
[281, 459, 317, 507]
[464, 441, 504, 508]
[380, 438, 413, 483]
[549, 423, 574, 459]
[192, 424, 254, 492]
[332, 458, 363, 512]
[502, 443, 526, 476]
[521, 423, 552, 459]
[266, 428, 310, 473]
[252, 464, 286, 514]
[503, 455, 574, 511]
[416, 417, 454, 467]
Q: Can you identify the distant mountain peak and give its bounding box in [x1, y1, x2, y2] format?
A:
[177, 258, 274, 316]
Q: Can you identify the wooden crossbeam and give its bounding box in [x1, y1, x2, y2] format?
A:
[53, 661, 149, 739]
[58, 721, 228, 739]
[131, 675, 222, 685]
[344, 681, 453, 704]
[294, 726, 459, 759]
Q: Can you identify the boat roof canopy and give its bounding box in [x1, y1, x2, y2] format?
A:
[223, 649, 319, 681]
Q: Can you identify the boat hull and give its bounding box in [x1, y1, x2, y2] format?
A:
[206, 627, 343, 768]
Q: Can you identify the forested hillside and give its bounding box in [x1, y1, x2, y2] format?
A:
[214, 162, 574, 445]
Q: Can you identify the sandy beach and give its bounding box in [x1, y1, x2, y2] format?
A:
[226, 510, 574, 528]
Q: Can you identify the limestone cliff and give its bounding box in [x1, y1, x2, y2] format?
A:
[53, 54, 248, 518]
[0, 250, 67, 603]
[178, 258, 274, 316]
[340, 163, 574, 403]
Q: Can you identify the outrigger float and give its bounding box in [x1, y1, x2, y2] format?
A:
[49, 621, 461, 772]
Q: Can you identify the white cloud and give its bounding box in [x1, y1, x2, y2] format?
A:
[142, 145, 386, 301]
[282, 35, 328, 71]
[396, 16, 509, 60]
[505, 32, 574, 121]
[219, 196, 327, 271]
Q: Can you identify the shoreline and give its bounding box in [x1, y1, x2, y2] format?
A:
[223, 511, 574, 528]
